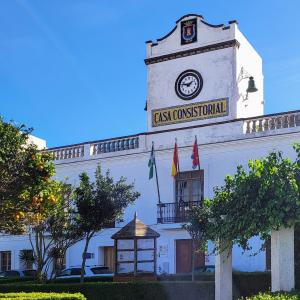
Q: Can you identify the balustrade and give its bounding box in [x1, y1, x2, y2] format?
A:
[245, 112, 300, 134]
[47, 145, 84, 161]
[46, 136, 140, 161]
[91, 136, 139, 155]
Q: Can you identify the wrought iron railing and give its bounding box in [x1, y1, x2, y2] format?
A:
[157, 201, 201, 224]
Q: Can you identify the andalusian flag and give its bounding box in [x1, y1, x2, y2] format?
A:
[148, 143, 156, 179]
[171, 141, 179, 177]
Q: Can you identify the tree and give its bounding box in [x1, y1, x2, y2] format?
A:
[189, 145, 300, 255]
[0, 117, 81, 281]
[46, 184, 83, 278]
[74, 165, 140, 283]
[0, 117, 56, 234]
[184, 199, 212, 281]
[27, 182, 82, 281]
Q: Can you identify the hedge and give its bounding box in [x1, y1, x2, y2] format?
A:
[0, 282, 169, 300]
[0, 278, 35, 285]
[244, 292, 300, 299]
[0, 292, 86, 300]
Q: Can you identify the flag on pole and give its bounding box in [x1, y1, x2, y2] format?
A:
[148, 143, 156, 179]
[191, 136, 200, 170]
[171, 140, 179, 177]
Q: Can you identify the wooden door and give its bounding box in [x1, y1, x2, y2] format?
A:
[104, 247, 115, 272]
[176, 239, 205, 274]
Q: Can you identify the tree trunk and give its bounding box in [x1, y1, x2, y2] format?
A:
[191, 238, 195, 282]
[80, 234, 91, 284]
[35, 229, 44, 283]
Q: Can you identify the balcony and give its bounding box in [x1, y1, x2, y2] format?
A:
[157, 201, 201, 224]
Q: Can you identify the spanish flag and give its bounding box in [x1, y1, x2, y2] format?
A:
[171, 141, 179, 177]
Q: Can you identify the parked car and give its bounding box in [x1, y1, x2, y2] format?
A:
[56, 266, 113, 279]
[194, 265, 215, 273]
[0, 269, 37, 278]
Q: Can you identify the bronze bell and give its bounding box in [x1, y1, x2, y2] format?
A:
[246, 76, 258, 93]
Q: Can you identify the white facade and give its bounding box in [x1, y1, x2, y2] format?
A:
[1, 14, 300, 275]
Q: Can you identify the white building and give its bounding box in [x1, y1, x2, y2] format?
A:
[1, 14, 300, 275]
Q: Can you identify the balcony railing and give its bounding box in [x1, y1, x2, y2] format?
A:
[157, 201, 201, 224]
[244, 111, 300, 134]
[91, 136, 139, 155]
[48, 145, 84, 161]
[46, 135, 141, 162]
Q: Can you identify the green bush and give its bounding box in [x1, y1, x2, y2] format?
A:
[0, 282, 169, 300]
[0, 292, 86, 300]
[244, 292, 300, 299]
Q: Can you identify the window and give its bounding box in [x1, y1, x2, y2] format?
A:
[0, 251, 11, 272]
[19, 249, 34, 270]
[91, 267, 112, 274]
[58, 269, 71, 277]
[70, 268, 82, 276]
[175, 170, 204, 203]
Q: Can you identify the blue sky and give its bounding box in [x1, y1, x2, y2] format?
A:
[1, 0, 300, 147]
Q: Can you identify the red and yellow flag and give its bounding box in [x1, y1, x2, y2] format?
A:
[171, 141, 179, 177]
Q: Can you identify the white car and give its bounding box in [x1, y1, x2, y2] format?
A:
[56, 266, 113, 279]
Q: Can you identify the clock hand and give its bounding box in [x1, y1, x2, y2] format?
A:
[186, 81, 194, 87]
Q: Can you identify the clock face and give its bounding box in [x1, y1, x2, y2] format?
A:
[175, 70, 203, 100]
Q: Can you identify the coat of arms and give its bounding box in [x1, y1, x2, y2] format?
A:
[181, 18, 197, 45]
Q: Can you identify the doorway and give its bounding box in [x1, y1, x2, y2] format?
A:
[175, 239, 205, 273]
[103, 246, 114, 272]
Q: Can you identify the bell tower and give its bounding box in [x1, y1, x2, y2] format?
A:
[145, 14, 264, 132]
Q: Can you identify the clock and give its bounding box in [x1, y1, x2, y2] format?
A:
[175, 70, 203, 100]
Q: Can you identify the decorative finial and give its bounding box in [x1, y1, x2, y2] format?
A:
[134, 212, 137, 220]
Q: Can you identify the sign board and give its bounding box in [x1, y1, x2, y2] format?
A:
[151, 98, 229, 127]
[158, 244, 168, 258]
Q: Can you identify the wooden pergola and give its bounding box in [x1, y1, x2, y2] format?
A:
[111, 213, 160, 281]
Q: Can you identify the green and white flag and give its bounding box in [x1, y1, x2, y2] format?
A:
[148, 143, 156, 180]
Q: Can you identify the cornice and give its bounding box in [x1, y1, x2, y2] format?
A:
[144, 39, 240, 65]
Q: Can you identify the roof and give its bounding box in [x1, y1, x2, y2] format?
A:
[111, 213, 160, 239]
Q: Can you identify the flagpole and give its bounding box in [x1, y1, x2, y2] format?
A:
[175, 138, 180, 173]
[153, 142, 161, 205]
[195, 135, 203, 204]
[152, 142, 163, 223]
[195, 135, 201, 172]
